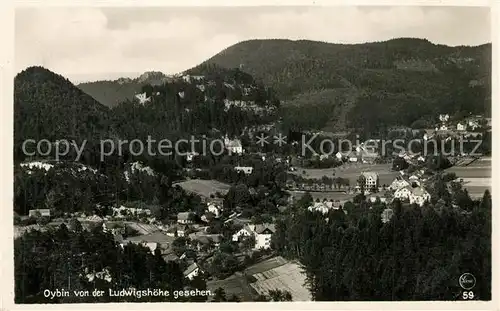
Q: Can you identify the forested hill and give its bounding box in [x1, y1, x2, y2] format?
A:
[15, 66, 280, 164]
[14, 67, 111, 158]
[192, 38, 491, 133]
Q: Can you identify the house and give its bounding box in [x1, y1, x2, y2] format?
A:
[234, 166, 253, 175]
[361, 172, 379, 189]
[309, 199, 343, 212]
[456, 122, 467, 131]
[438, 124, 448, 131]
[207, 202, 222, 218]
[28, 209, 51, 218]
[166, 224, 190, 237]
[409, 187, 431, 207]
[184, 263, 202, 280]
[232, 223, 276, 250]
[439, 114, 450, 122]
[120, 232, 173, 253]
[177, 212, 194, 224]
[224, 136, 243, 154]
[123, 240, 158, 253]
[308, 201, 330, 215]
[394, 186, 412, 200]
[189, 232, 222, 249]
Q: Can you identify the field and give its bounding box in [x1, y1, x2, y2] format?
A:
[446, 157, 491, 198]
[174, 179, 231, 198]
[293, 163, 398, 186]
[207, 256, 311, 301]
[247, 257, 311, 301]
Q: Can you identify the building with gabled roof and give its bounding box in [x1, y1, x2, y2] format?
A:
[184, 262, 202, 280]
[232, 223, 276, 250]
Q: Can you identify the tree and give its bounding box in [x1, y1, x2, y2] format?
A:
[213, 287, 227, 302]
[172, 237, 188, 256]
[297, 192, 313, 209]
[268, 289, 293, 301]
[68, 218, 83, 232]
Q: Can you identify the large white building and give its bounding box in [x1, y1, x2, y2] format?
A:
[361, 172, 379, 189]
[232, 223, 276, 250]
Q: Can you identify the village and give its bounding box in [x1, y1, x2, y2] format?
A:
[14, 109, 491, 301]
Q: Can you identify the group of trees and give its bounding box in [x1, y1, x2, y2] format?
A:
[272, 188, 491, 300]
[287, 174, 351, 190]
[14, 160, 202, 222]
[15, 223, 207, 303]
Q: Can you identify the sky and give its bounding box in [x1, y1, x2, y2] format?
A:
[15, 6, 491, 83]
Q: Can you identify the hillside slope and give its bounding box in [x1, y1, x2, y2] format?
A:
[14, 66, 111, 160]
[191, 38, 491, 133]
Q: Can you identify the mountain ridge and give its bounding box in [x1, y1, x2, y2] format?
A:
[190, 37, 491, 133]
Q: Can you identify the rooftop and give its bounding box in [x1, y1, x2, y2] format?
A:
[183, 263, 200, 276]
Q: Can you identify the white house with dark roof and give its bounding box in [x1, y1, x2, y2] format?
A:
[224, 135, 243, 154]
[388, 177, 410, 191]
[394, 186, 412, 200]
[457, 122, 467, 131]
[184, 263, 202, 280]
[232, 223, 276, 250]
[409, 187, 431, 207]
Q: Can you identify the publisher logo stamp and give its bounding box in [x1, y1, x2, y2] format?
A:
[459, 273, 476, 290]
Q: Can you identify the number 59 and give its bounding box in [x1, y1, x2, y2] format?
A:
[462, 291, 474, 299]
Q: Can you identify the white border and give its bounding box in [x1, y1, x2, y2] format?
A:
[1, 1, 498, 311]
